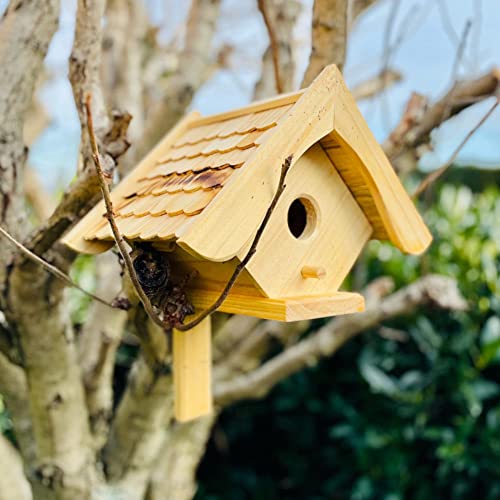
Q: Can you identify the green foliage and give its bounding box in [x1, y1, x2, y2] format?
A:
[197, 184, 500, 499]
[68, 255, 97, 325]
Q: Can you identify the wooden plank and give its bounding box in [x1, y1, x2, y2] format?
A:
[173, 316, 213, 422]
[187, 289, 365, 321]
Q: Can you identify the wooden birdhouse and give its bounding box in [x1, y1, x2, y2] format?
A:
[62, 65, 431, 421]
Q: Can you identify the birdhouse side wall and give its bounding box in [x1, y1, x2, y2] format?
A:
[242, 144, 373, 298]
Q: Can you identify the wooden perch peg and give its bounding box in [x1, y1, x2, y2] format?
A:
[173, 316, 213, 422]
[301, 266, 326, 279]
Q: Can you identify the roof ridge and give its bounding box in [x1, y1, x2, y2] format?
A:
[188, 90, 305, 128]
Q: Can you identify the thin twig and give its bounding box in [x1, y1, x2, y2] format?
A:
[441, 19, 473, 122]
[0, 225, 113, 307]
[176, 155, 293, 331]
[413, 95, 499, 198]
[85, 94, 164, 329]
[258, 0, 283, 94]
[86, 92, 293, 332]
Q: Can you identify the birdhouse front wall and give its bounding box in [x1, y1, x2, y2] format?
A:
[241, 143, 372, 299]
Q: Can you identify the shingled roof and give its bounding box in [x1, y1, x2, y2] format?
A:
[62, 65, 431, 259]
[86, 101, 294, 243]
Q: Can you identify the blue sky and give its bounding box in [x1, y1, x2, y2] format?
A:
[2, 0, 498, 190]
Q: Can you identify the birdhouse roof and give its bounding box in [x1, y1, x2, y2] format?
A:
[62, 65, 431, 260]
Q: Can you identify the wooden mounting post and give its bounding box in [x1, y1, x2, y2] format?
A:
[173, 316, 213, 422]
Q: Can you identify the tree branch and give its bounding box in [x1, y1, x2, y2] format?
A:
[103, 355, 174, 498]
[0, 0, 59, 291]
[146, 415, 216, 500]
[26, 0, 131, 258]
[351, 68, 402, 101]
[0, 225, 114, 308]
[257, 0, 284, 94]
[383, 68, 500, 171]
[135, 0, 222, 159]
[302, 0, 349, 86]
[214, 275, 467, 406]
[0, 351, 36, 471]
[77, 253, 127, 450]
[0, 434, 32, 500]
[254, 0, 300, 99]
[413, 95, 499, 197]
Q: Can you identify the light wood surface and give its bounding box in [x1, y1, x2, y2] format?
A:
[187, 289, 365, 321]
[177, 66, 337, 262]
[241, 144, 372, 298]
[321, 65, 432, 254]
[301, 266, 326, 279]
[173, 316, 213, 422]
[189, 89, 304, 127]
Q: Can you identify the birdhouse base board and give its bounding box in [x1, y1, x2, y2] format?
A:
[188, 290, 365, 321]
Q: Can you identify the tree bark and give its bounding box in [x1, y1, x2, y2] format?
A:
[254, 0, 301, 99]
[104, 355, 173, 498]
[147, 416, 216, 500]
[77, 253, 127, 451]
[0, 0, 59, 288]
[302, 0, 349, 86]
[8, 260, 94, 500]
[0, 434, 32, 500]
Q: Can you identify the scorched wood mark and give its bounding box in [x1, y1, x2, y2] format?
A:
[131, 245, 195, 328]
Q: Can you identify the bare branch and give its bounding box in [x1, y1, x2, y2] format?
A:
[302, 0, 349, 86]
[0, 0, 59, 288]
[24, 167, 55, 221]
[257, 0, 284, 94]
[25, 0, 131, 258]
[383, 69, 500, 172]
[104, 356, 173, 497]
[147, 416, 216, 500]
[413, 96, 499, 197]
[0, 351, 36, 470]
[352, 0, 379, 18]
[102, 0, 150, 152]
[136, 0, 222, 159]
[214, 275, 467, 406]
[351, 68, 402, 101]
[77, 254, 127, 450]
[85, 94, 167, 331]
[254, 0, 301, 99]
[0, 225, 115, 308]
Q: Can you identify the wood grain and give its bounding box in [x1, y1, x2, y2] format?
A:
[173, 316, 213, 422]
[188, 289, 365, 321]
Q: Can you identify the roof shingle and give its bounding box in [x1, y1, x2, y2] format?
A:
[87, 102, 293, 243]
